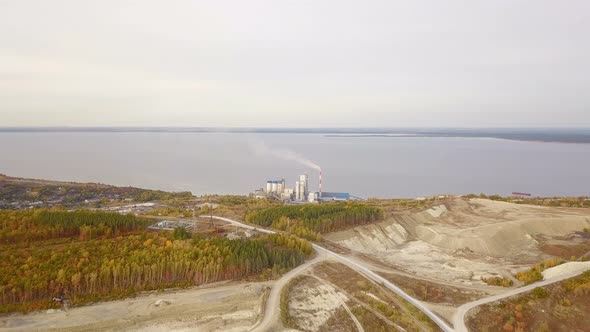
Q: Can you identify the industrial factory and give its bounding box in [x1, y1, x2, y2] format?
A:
[253, 171, 352, 203]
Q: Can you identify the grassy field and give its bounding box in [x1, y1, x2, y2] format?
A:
[313, 262, 442, 332]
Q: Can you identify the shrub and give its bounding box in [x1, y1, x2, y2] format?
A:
[516, 259, 565, 285]
[532, 287, 548, 299]
[173, 227, 191, 240]
[482, 276, 514, 287]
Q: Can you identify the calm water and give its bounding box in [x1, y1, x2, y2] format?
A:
[1, 132, 589, 198]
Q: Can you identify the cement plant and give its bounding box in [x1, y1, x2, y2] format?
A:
[253, 170, 353, 203]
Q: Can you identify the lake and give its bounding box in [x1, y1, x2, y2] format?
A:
[1, 132, 589, 198]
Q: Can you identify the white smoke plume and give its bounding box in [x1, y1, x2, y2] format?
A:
[249, 139, 321, 171]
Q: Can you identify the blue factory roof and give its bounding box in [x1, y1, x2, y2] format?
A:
[321, 192, 350, 200]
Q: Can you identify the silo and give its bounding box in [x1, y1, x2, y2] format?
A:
[295, 181, 301, 200]
[266, 181, 272, 193]
[278, 179, 285, 193]
[299, 174, 308, 199]
[308, 192, 316, 202]
[299, 181, 306, 201]
[271, 181, 278, 193]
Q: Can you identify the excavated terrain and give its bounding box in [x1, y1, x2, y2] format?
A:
[0, 282, 267, 332]
[325, 198, 590, 287]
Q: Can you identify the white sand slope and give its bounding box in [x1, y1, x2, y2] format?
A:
[426, 205, 448, 218]
[415, 216, 590, 257]
[289, 280, 345, 331]
[325, 197, 590, 285]
[542, 262, 590, 280]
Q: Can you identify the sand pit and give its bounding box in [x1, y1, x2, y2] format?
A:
[542, 262, 590, 280]
[288, 276, 346, 331]
[325, 197, 590, 286]
[415, 215, 590, 258]
[327, 220, 409, 252]
[365, 239, 515, 285]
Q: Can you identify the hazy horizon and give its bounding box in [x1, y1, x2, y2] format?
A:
[2, 1, 590, 127]
[2, 126, 590, 129]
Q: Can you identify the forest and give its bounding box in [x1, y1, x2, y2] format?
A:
[243, 202, 384, 235]
[0, 209, 312, 313]
[0, 210, 152, 245]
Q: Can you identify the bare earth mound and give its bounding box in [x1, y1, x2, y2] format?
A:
[325, 198, 590, 286]
[287, 275, 351, 332]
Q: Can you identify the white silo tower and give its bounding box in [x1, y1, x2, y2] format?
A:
[299, 174, 308, 200]
[266, 181, 272, 193]
[295, 181, 301, 200]
[278, 179, 285, 193]
[271, 181, 278, 193]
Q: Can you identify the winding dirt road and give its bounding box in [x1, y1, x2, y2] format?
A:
[249, 254, 326, 332]
[452, 269, 590, 332]
[210, 216, 454, 332]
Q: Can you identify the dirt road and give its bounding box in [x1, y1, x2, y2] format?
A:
[250, 255, 326, 332]
[211, 216, 454, 332]
[452, 269, 589, 332]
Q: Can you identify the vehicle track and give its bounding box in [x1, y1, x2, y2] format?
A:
[210, 216, 454, 332]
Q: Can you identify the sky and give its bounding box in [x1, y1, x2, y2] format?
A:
[1, 1, 589, 127]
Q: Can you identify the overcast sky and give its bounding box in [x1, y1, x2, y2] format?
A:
[1, 1, 589, 127]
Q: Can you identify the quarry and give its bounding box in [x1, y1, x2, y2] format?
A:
[2, 194, 589, 332]
[326, 198, 590, 287]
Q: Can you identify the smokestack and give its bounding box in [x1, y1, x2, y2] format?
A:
[319, 169, 322, 198]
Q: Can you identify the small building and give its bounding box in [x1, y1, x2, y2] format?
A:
[319, 192, 350, 201]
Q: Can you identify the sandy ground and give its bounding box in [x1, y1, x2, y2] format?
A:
[288, 276, 346, 331]
[325, 198, 590, 287]
[422, 302, 457, 324]
[0, 282, 269, 332]
[542, 261, 590, 280]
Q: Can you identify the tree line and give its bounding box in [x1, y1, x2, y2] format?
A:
[0, 233, 310, 313]
[0, 209, 151, 245]
[244, 202, 384, 234]
[0, 210, 312, 313]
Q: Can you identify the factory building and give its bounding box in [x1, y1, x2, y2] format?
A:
[255, 171, 353, 203]
[319, 192, 351, 201]
[266, 179, 285, 195]
[295, 174, 308, 201]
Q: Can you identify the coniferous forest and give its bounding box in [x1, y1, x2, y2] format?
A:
[0, 209, 312, 313]
[244, 202, 384, 234]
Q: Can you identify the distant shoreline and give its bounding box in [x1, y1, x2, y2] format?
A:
[2, 127, 589, 144]
[323, 134, 590, 145]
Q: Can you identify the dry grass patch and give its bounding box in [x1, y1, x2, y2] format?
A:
[467, 271, 590, 332]
[378, 272, 489, 305]
[313, 262, 442, 331]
